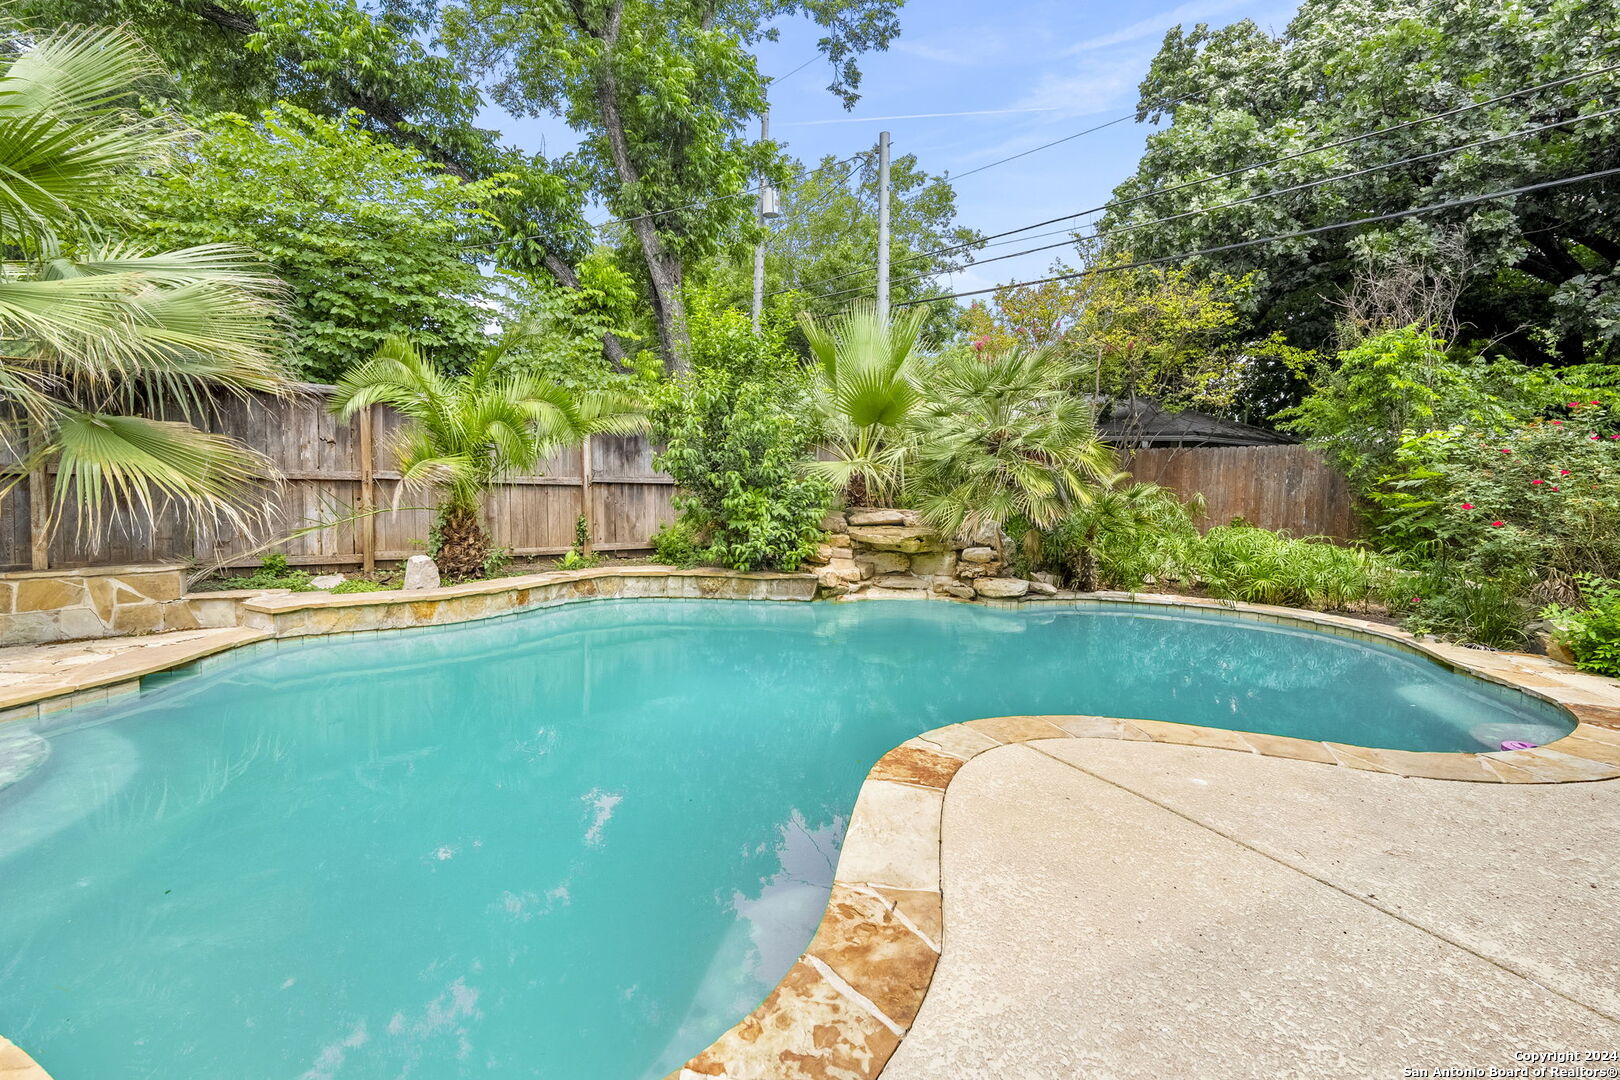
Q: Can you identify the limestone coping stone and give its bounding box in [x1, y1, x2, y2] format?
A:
[0, 563, 181, 582]
[0, 1035, 51, 1080]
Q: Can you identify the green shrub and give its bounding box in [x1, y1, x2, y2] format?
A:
[557, 548, 601, 571]
[1400, 564, 1532, 650]
[557, 515, 602, 570]
[330, 578, 391, 594]
[650, 297, 831, 573]
[1038, 480, 1203, 590]
[216, 553, 314, 591]
[1372, 406, 1620, 583]
[1541, 575, 1620, 675]
[650, 515, 707, 568]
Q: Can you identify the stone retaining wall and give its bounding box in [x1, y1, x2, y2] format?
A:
[808, 508, 1054, 601]
[0, 565, 198, 646]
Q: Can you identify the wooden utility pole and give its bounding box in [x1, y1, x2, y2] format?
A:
[752, 109, 778, 332]
[876, 130, 892, 322]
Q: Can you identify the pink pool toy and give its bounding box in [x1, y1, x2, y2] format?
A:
[1500, 740, 1539, 752]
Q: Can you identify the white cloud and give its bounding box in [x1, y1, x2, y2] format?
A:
[1065, 0, 1250, 54]
[891, 39, 984, 66]
[1008, 56, 1145, 120]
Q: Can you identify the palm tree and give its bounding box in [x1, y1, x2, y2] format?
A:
[330, 334, 644, 579]
[906, 345, 1116, 543]
[798, 300, 927, 504]
[0, 24, 288, 535]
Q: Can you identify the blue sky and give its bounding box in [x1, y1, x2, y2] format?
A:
[479, 0, 1301, 296]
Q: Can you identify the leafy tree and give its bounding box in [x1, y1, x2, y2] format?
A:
[21, 0, 622, 352]
[0, 24, 289, 535]
[489, 250, 656, 392]
[906, 346, 1116, 540]
[440, 0, 903, 367]
[959, 255, 1297, 422]
[1103, 0, 1620, 365]
[329, 333, 643, 579]
[650, 293, 830, 571]
[138, 105, 507, 382]
[1277, 325, 1615, 493]
[704, 151, 982, 342]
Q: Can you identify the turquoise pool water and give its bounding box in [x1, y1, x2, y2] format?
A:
[0, 599, 1572, 1079]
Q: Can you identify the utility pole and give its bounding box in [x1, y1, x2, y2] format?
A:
[876, 129, 891, 323]
[752, 109, 778, 332]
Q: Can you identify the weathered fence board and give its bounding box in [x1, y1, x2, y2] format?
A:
[1124, 445, 1358, 540]
[0, 387, 678, 571]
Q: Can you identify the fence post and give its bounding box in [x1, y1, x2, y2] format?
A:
[580, 435, 593, 553]
[27, 422, 48, 570]
[358, 404, 376, 572]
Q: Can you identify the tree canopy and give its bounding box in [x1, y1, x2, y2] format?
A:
[706, 150, 982, 342]
[1100, 0, 1620, 366]
[440, 0, 903, 366]
[138, 105, 506, 382]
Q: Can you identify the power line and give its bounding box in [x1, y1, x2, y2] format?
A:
[776, 61, 1620, 298]
[892, 166, 1620, 308]
[816, 100, 1620, 302]
[469, 150, 871, 250]
[770, 54, 820, 85]
[944, 95, 1201, 184]
[768, 152, 870, 225]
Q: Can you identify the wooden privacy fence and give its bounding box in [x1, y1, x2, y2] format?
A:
[2, 396, 1358, 572]
[1, 387, 677, 572]
[1124, 444, 1359, 540]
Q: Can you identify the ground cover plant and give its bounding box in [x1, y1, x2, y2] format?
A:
[1542, 576, 1620, 676]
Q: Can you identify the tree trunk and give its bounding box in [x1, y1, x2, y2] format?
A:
[589, 3, 690, 371]
[435, 503, 491, 581]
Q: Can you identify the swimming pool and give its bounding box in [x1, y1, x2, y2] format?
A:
[0, 598, 1573, 1078]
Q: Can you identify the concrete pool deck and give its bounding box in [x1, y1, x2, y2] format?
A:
[882, 739, 1620, 1078]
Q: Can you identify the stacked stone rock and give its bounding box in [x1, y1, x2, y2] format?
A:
[807, 508, 1060, 601]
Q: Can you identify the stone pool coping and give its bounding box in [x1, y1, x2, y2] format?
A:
[4, 568, 1620, 1080]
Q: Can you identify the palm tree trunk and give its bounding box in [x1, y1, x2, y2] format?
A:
[435, 502, 491, 580]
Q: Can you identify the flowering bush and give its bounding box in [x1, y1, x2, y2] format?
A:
[1370, 402, 1620, 585]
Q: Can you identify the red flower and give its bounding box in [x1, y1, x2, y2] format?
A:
[1410, 597, 1421, 604]
[1499, 448, 1511, 454]
[1532, 479, 1544, 485]
[1551, 485, 1560, 491]
[1592, 401, 1602, 406]
[1491, 521, 1505, 527]
[1560, 469, 1571, 475]
[1591, 434, 1601, 441]
[1611, 435, 1620, 441]
[1571, 401, 1584, 408]
[1551, 419, 1563, 425]
[1461, 502, 1474, 509]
